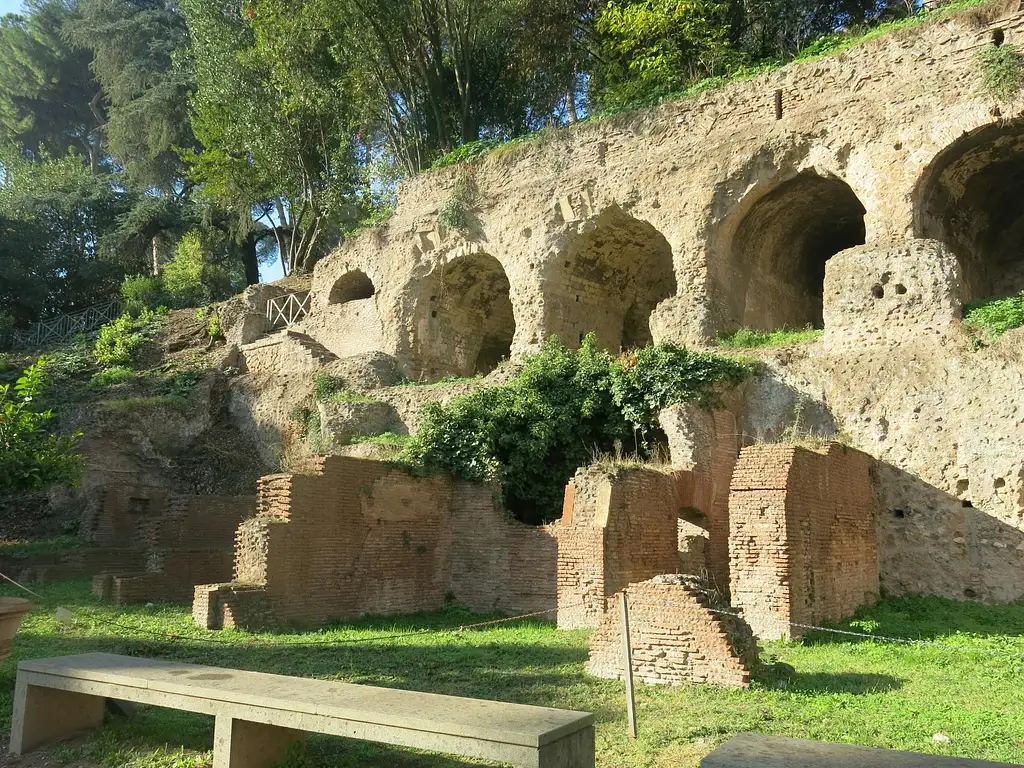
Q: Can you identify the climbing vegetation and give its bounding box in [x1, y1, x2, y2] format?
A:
[437, 172, 474, 232]
[93, 309, 161, 367]
[977, 42, 1024, 100]
[399, 336, 752, 524]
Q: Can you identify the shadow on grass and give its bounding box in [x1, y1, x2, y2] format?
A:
[754, 663, 902, 695]
[0, 626, 605, 768]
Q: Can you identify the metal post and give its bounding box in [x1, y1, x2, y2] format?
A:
[619, 591, 638, 739]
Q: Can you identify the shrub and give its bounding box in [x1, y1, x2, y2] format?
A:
[90, 366, 135, 388]
[437, 171, 473, 231]
[964, 291, 1024, 337]
[977, 43, 1024, 100]
[0, 358, 84, 493]
[715, 327, 823, 348]
[163, 231, 210, 308]
[0, 312, 14, 350]
[162, 369, 204, 399]
[399, 336, 752, 524]
[94, 309, 157, 366]
[120, 274, 165, 311]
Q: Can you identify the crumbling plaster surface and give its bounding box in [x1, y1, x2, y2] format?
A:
[306, 4, 1024, 367]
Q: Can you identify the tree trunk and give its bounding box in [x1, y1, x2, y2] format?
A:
[150, 237, 159, 276]
[566, 88, 578, 123]
[242, 237, 260, 286]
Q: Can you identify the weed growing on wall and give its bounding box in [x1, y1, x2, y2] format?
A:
[399, 336, 752, 524]
[964, 291, 1024, 337]
[977, 42, 1024, 100]
[715, 327, 823, 348]
[436, 171, 474, 231]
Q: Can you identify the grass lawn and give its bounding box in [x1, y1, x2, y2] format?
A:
[1, 582, 1022, 767]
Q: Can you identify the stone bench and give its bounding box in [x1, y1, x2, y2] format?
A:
[10, 653, 595, 768]
[702, 733, 1020, 767]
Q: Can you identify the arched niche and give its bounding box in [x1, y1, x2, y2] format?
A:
[413, 250, 515, 379]
[555, 205, 677, 351]
[914, 120, 1024, 300]
[329, 270, 376, 304]
[713, 170, 866, 330]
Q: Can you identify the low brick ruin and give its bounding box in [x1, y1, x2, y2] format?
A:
[86, 485, 254, 603]
[729, 444, 878, 639]
[587, 575, 758, 688]
[194, 456, 556, 629]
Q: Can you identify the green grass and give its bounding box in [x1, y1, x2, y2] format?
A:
[964, 291, 1024, 338]
[90, 366, 136, 388]
[0, 536, 85, 560]
[2, 582, 1023, 767]
[100, 395, 191, 414]
[397, 375, 483, 388]
[715, 327, 824, 348]
[348, 432, 411, 447]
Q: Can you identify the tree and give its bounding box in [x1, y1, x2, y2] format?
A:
[182, 0, 364, 275]
[0, 0, 106, 171]
[593, 0, 741, 109]
[0, 358, 84, 494]
[67, 0, 197, 192]
[0, 144, 135, 325]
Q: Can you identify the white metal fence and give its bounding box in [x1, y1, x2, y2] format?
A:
[266, 291, 310, 328]
[10, 300, 123, 350]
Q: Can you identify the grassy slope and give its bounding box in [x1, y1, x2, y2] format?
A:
[2, 582, 1023, 768]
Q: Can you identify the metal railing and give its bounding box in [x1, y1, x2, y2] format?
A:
[266, 291, 310, 328]
[11, 300, 123, 350]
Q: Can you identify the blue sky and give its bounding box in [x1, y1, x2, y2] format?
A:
[0, 1, 22, 15]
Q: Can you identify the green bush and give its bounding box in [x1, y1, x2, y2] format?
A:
[715, 327, 823, 348]
[161, 369, 204, 399]
[964, 291, 1024, 337]
[0, 358, 84, 493]
[93, 309, 158, 366]
[90, 366, 135, 388]
[163, 231, 210, 308]
[977, 43, 1024, 100]
[399, 336, 752, 524]
[120, 274, 165, 311]
[0, 312, 14, 350]
[437, 172, 473, 231]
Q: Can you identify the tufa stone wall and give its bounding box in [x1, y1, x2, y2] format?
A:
[728, 443, 878, 639]
[587, 575, 757, 688]
[194, 456, 557, 629]
[87, 485, 255, 604]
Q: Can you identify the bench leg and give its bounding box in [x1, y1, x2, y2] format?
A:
[9, 681, 106, 755]
[536, 725, 595, 768]
[213, 715, 305, 768]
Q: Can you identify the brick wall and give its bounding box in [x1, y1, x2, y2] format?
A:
[587, 576, 756, 688]
[195, 456, 558, 629]
[555, 466, 683, 630]
[87, 485, 255, 604]
[729, 443, 878, 639]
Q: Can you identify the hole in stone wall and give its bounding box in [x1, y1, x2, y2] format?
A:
[894, 283, 907, 295]
[961, 499, 974, 508]
[718, 170, 866, 330]
[995, 477, 1006, 489]
[891, 509, 906, 519]
[992, 28, 1005, 46]
[414, 252, 515, 378]
[915, 119, 1024, 300]
[559, 205, 676, 351]
[963, 587, 978, 599]
[871, 284, 884, 299]
[957, 478, 970, 494]
[329, 270, 376, 305]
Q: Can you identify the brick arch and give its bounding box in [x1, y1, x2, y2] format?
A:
[548, 205, 677, 351]
[412, 248, 515, 379]
[913, 118, 1024, 301]
[710, 169, 866, 332]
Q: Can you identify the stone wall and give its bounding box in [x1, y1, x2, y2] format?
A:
[587, 576, 757, 688]
[728, 444, 878, 639]
[194, 456, 557, 629]
[87, 485, 255, 604]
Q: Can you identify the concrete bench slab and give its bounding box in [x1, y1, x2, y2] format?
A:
[702, 733, 1020, 767]
[11, 652, 595, 768]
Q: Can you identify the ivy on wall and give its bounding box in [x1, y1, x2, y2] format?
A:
[399, 335, 753, 524]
